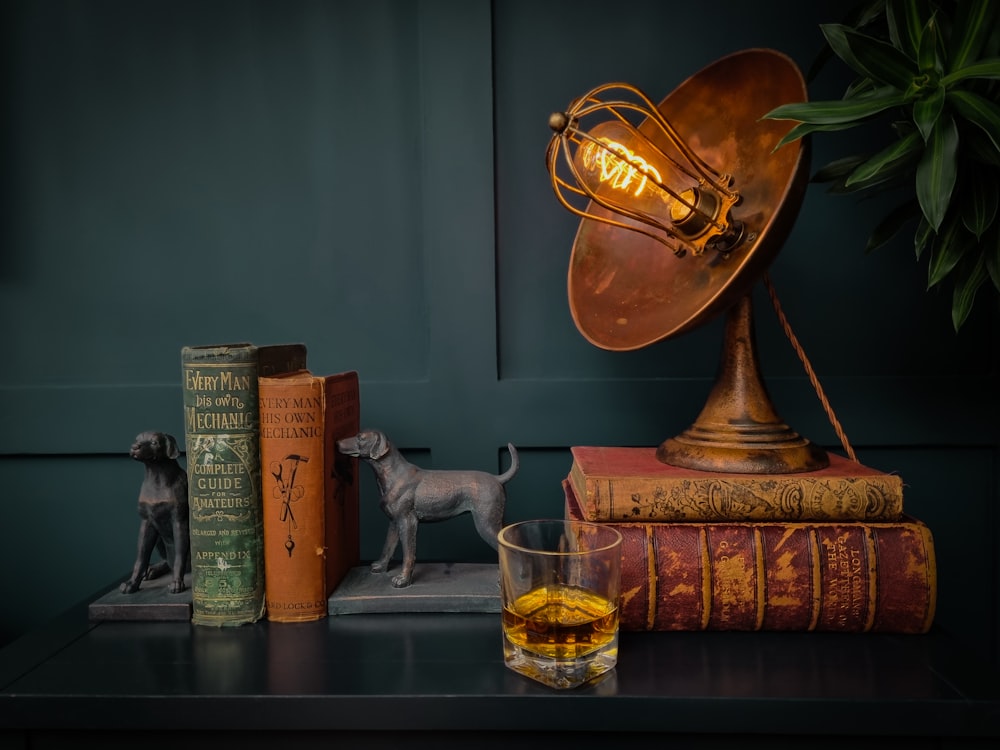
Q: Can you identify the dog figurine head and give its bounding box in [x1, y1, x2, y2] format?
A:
[337, 429, 390, 462]
[130, 431, 180, 464]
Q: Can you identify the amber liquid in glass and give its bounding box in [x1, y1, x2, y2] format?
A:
[502, 583, 618, 660]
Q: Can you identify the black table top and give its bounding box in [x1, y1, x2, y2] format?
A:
[1, 581, 998, 740]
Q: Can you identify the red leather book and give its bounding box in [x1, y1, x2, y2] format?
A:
[563, 479, 936, 633]
[568, 445, 904, 522]
[569, 445, 903, 521]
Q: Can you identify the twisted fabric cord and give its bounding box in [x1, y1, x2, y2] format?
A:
[763, 273, 857, 462]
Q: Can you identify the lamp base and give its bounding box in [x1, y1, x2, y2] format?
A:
[657, 423, 828, 475]
[657, 291, 829, 475]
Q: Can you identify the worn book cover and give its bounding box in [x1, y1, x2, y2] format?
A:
[564, 479, 936, 633]
[260, 369, 360, 622]
[181, 342, 307, 627]
[569, 446, 905, 522]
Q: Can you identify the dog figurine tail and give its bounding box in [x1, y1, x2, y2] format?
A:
[496, 443, 519, 485]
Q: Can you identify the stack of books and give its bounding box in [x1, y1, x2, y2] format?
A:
[563, 446, 937, 633]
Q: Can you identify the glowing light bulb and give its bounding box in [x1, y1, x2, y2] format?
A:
[546, 84, 744, 257]
[577, 132, 665, 200]
[570, 121, 727, 249]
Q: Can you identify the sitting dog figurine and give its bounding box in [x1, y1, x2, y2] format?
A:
[120, 431, 191, 595]
[336, 429, 518, 588]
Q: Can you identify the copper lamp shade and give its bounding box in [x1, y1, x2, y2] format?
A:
[547, 49, 828, 474]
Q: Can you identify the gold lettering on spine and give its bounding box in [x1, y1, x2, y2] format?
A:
[807, 529, 822, 630]
[862, 527, 878, 631]
[645, 525, 656, 631]
[918, 526, 938, 632]
[698, 527, 711, 630]
[752, 528, 765, 630]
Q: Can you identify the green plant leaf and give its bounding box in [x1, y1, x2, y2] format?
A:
[926, 214, 968, 289]
[845, 76, 879, 99]
[846, 130, 922, 187]
[852, 0, 891, 30]
[890, 117, 918, 140]
[886, 0, 923, 61]
[912, 83, 945, 141]
[820, 23, 876, 79]
[829, 173, 911, 195]
[866, 199, 921, 252]
[963, 177, 999, 240]
[812, 154, 871, 183]
[820, 156, 912, 194]
[770, 120, 863, 150]
[821, 23, 917, 90]
[914, 216, 934, 260]
[806, 0, 886, 83]
[916, 114, 959, 230]
[942, 58, 1000, 86]
[948, 0, 998, 72]
[951, 253, 988, 330]
[849, 162, 916, 191]
[915, 11, 942, 76]
[763, 88, 908, 126]
[948, 89, 1000, 153]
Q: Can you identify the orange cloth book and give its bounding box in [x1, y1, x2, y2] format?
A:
[259, 370, 360, 622]
[568, 445, 904, 522]
[564, 479, 936, 633]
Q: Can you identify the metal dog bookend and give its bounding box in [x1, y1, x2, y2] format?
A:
[120, 431, 191, 595]
[336, 429, 518, 588]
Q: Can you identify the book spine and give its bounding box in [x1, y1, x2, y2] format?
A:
[323, 374, 361, 596]
[564, 481, 936, 633]
[570, 465, 904, 522]
[181, 344, 267, 626]
[259, 372, 360, 622]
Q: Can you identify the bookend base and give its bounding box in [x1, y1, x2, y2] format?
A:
[328, 562, 500, 615]
[88, 573, 193, 622]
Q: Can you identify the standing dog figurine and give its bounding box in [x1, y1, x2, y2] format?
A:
[336, 429, 518, 588]
[120, 431, 191, 594]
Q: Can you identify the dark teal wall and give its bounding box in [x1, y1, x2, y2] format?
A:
[1, 0, 996, 662]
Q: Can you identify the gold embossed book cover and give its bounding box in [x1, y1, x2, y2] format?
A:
[569, 446, 904, 522]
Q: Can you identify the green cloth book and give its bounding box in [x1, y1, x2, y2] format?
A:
[181, 342, 307, 626]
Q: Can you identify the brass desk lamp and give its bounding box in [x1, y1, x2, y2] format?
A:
[547, 49, 837, 474]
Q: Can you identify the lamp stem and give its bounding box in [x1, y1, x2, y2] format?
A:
[656, 291, 828, 474]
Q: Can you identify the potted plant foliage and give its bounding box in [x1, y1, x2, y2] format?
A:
[764, 0, 1000, 330]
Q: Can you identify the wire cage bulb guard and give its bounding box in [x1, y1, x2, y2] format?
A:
[546, 82, 746, 260]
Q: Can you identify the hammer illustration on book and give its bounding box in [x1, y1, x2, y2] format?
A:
[269, 454, 309, 557]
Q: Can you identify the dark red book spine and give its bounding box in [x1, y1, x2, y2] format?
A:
[564, 480, 936, 633]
